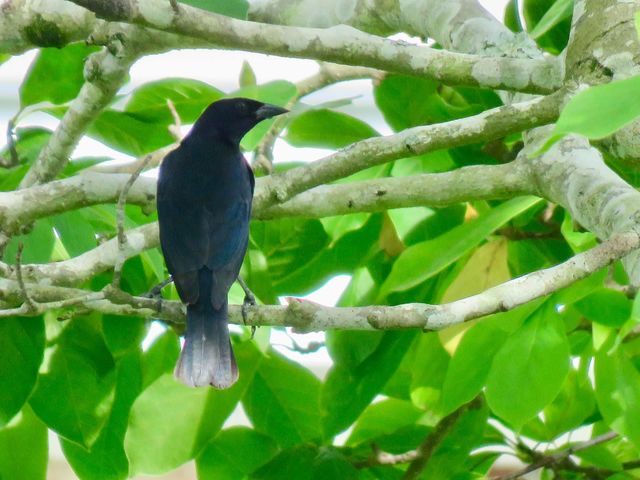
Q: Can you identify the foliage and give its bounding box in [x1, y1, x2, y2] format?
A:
[1, 1, 640, 479]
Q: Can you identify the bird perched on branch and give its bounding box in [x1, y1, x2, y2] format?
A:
[157, 98, 288, 388]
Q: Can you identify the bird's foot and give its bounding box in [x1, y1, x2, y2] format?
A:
[143, 276, 173, 312]
[237, 276, 257, 338]
[144, 276, 173, 299]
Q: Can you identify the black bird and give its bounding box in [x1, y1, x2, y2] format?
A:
[157, 98, 287, 388]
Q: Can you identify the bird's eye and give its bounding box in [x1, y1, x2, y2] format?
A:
[236, 102, 248, 114]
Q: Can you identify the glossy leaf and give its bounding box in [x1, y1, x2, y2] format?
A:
[197, 427, 278, 479]
[20, 43, 98, 108]
[61, 352, 143, 480]
[322, 331, 416, 437]
[440, 320, 509, 416]
[486, 304, 570, 428]
[4, 219, 55, 264]
[286, 109, 379, 149]
[410, 333, 450, 411]
[529, 0, 573, 39]
[595, 338, 640, 448]
[29, 317, 116, 448]
[0, 316, 44, 426]
[243, 348, 322, 448]
[346, 398, 423, 447]
[124, 78, 224, 124]
[545, 75, 640, 149]
[379, 197, 541, 299]
[575, 288, 632, 327]
[126, 340, 261, 474]
[0, 405, 47, 480]
[179, 0, 249, 18]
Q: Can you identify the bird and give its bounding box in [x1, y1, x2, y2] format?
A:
[157, 97, 288, 388]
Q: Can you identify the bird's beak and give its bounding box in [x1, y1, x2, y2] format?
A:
[255, 104, 289, 120]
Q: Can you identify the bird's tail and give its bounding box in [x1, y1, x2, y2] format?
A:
[174, 298, 238, 389]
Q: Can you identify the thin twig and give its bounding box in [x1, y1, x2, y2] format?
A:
[166, 98, 183, 141]
[402, 397, 482, 479]
[354, 444, 419, 468]
[2, 117, 20, 168]
[498, 431, 619, 480]
[0, 291, 105, 318]
[112, 156, 153, 286]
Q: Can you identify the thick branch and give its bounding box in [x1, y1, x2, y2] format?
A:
[0, 0, 98, 53]
[254, 91, 561, 209]
[260, 162, 532, 219]
[0, 161, 532, 231]
[524, 128, 640, 285]
[7, 231, 639, 330]
[68, 0, 560, 93]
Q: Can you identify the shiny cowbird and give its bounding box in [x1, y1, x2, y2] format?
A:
[157, 98, 287, 388]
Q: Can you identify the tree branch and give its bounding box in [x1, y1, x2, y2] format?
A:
[6, 231, 639, 331]
[499, 431, 619, 480]
[254, 91, 561, 210]
[67, 0, 560, 93]
[403, 397, 481, 479]
[0, 160, 532, 232]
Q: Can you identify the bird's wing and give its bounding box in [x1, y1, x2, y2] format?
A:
[205, 198, 251, 309]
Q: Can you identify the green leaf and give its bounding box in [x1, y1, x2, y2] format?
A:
[140, 328, 180, 388]
[595, 339, 640, 449]
[52, 211, 99, 257]
[441, 238, 510, 302]
[197, 427, 278, 479]
[125, 340, 261, 475]
[61, 352, 143, 480]
[179, 0, 249, 19]
[0, 316, 44, 426]
[251, 445, 317, 480]
[379, 197, 541, 299]
[239, 60, 257, 87]
[0, 405, 47, 480]
[29, 317, 116, 448]
[251, 445, 358, 480]
[410, 333, 450, 410]
[529, 0, 573, 39]
[4, 219, 55, 264]
[124, 78, 224, 124]
[486, 303, 570, 428]
[286, 109, 379, 149]
[374, 76, 496, 131]
[544, 75, 640, 150]
[250, 217, 330, 292]
[243, 348, 322, 448]
[421, 402, 489, 480]
[440, 320, 509, 416]
[322, 331, 416, 437]
[346, 398, 423, 447]
[0, 127, 51, 173]
[102, 314, 147, 358]
[87, 110, 175, 156]
[561, 210, 596, 253]
[20, 44, 98, 108]
[543, 368, 596, 439]
[575, 288, 632, 327]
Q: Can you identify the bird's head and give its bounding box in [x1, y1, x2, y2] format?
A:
[189, 97, 288, 145]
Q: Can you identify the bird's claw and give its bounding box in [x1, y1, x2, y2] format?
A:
[237, 276, 257, 338]
[143, 277, 173, 312]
